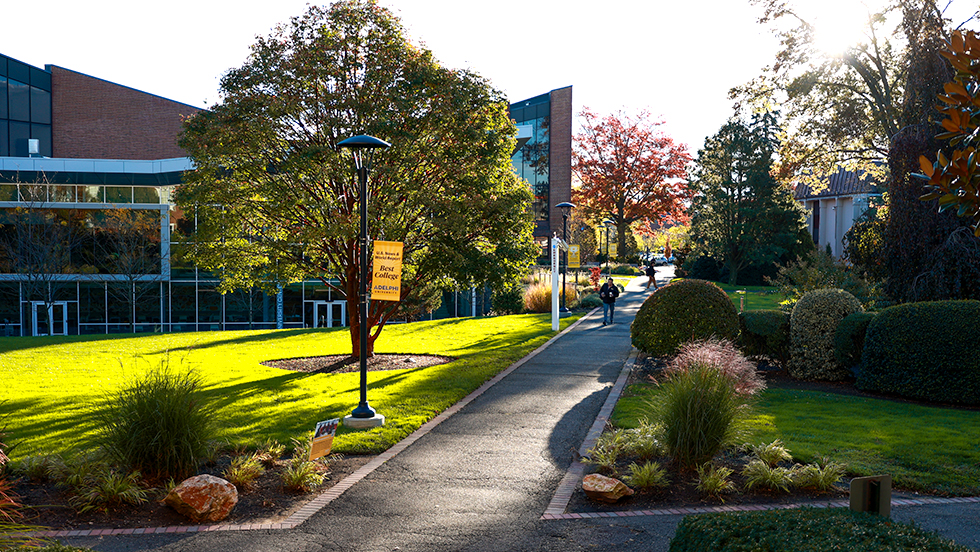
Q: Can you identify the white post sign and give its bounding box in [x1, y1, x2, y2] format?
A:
[551, 236, 566, 331]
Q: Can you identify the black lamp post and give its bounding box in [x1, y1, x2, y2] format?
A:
[601, 219, 614, 276]
[556, 202, 575, 312]
[337, 134, 390, 425]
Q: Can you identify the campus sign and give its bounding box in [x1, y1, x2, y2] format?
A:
[568, 244, 580, 268]
[371, 241, 403, 301]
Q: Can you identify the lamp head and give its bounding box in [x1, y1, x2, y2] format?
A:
[337, 134, 391, 170]
[556, 201, 575, 218]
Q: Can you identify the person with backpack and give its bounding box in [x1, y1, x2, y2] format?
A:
[645, 263, 658, 290]
[599, 277, 620, 326]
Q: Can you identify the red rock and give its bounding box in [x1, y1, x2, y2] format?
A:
[582, 473, 634, 503]
[164, 474, 238, 522]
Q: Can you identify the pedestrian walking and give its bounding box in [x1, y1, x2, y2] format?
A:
[645, 263, 658, 290]
[599, 277, 619, 326]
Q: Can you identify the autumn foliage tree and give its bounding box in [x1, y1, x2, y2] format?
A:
[572, 108, 691, 256]
[176, 1, 537, 357]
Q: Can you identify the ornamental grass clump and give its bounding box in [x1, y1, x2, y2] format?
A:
[654, 343, 756, 470]
[94, 367, 215, 481]
[667, 339, 765, 396]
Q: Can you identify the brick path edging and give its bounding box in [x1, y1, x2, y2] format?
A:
[24, 309, 599, 541]
[539, 345, 980, 521]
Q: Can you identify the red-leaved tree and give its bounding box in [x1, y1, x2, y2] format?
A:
[572, 108, 692, 257]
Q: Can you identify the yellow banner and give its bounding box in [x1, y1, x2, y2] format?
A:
[568, 244, 580, 268]
[608, 240, 618, 259]
[371, 240, 403, 301]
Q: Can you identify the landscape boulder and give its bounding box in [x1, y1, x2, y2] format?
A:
[582, 473, 634, 503]
[164, 474, 238, 522]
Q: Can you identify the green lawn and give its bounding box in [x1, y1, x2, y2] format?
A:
[0, 314, 579, 459]
[612, 383, 980, 495]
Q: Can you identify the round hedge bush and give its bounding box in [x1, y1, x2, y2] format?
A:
[858, 300, 980, 405]
[787, 289, 862, 381]
[631, 279, 739, 357]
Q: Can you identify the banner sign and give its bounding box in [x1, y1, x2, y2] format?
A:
[371, 241, 403, 301]
[310, 418, 339, 461]
[568, 244, 580, 268]
[608, 240, 618, 259]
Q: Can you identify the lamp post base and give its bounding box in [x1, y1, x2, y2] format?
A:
[343, 413, 385, 430]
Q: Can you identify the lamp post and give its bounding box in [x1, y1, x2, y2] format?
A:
[556, 202, 575, 313]
[338, 134, 390, 428]
[601, 219, 614, 276]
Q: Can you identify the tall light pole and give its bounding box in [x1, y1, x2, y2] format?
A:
[556, 202, 575, 313]
[601, 219, 614, 276]
[338, 134, 390, 429]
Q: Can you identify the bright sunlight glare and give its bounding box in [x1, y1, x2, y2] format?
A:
[809, 0, 881, 55]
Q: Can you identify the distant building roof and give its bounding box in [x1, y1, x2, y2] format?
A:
[794, 167, 880, 200]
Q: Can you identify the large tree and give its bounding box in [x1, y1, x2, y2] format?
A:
[176, 0, 538, 356]
[572, 108, 691, 256]
[689, 113, 811, 285]
[734, 0, 971, 186]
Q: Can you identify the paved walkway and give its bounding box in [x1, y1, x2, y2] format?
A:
[62, 272, 980, 551]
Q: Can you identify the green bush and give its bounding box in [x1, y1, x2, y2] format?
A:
[858, 300, 980, 405]
[738, 310, 790, 367]
[578, 293, 602, 309]
[669, 508, 970, 551]
[833, 311, 877, 372]
[631, 279, 740, 357]
[654, 361, 754, 470]
[610, 264, 641, 275]
[94, 367, 215, 481]
[491, 283, 525, 315]
[787, 289, 862, 381]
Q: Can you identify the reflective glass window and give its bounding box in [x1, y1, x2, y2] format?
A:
[106, 283, 133, 324]
[198, 285, 221, 323]
[135, 282, 162, 323]
[7, 60, 28, 85]
[50, 186, 75, 202]
[30, 87, 50, 124]
[9, 121, 29, 156]
[170, 283, 197, 324]
[80, 186, 103, 202]
[30, 67, 51, 91]
[0, 185, 15, 201]
[7, 80, 29, 122]
[132, 187, 160, 203]
[0, 77, 7, 119]
[31, 124, 51, 156]
[105, 186, 132, 203]
[0, 120, 7, 156]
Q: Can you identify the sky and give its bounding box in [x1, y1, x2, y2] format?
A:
[1, 1, 976, 155]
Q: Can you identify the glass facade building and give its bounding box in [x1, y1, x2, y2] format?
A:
[509, 87, 573, 245]
[0, 54, 52, 158]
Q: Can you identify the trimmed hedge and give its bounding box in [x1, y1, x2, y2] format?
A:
[669, 508, 970, 552]
[858, 300, 980, 405]
[631, 279, 739, 357]
[833, 312, 877, 373]
[738, 310, 790, 366]
[788, 289, 862, 381]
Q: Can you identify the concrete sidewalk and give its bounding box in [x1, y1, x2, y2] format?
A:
[63, 274, 980, 551]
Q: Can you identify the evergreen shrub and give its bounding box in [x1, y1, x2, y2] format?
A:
[631, 279, 739, 357]
[857, 300, 980, 405]
[833, 312, 877, 373]
[669, 508, 970, 552]
[738, 310, 790, 366]
[491, 283, 524, 315]
[787, 289, 862, 381]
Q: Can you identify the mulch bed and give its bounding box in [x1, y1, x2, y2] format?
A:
[13, 354, 453, 532]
